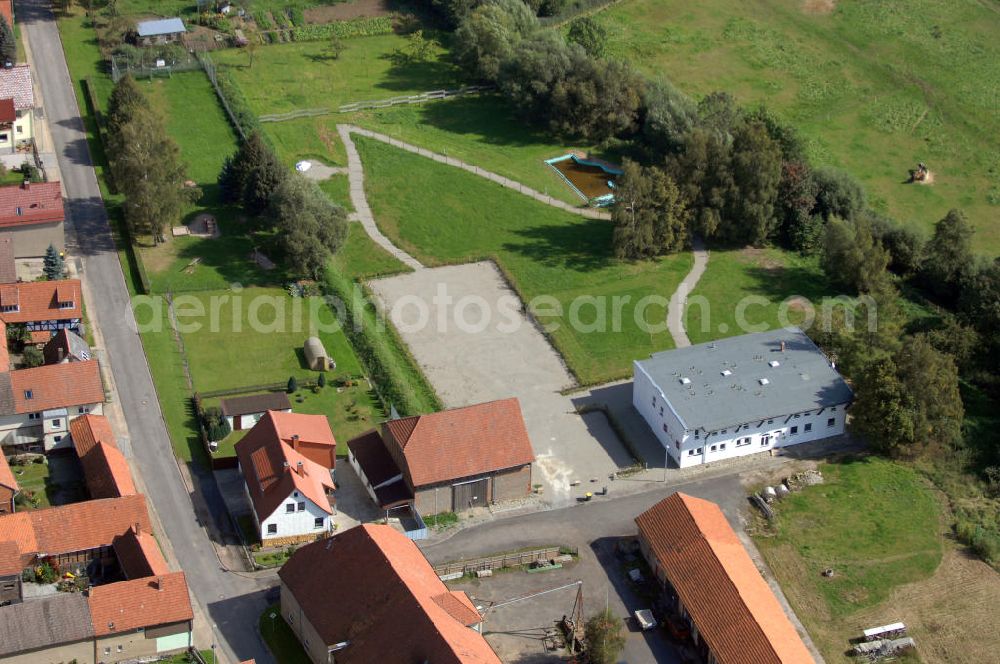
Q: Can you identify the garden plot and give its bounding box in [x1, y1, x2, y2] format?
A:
[368, 262, 635, 506]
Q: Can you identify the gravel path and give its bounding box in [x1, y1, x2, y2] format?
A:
[338, 125, 425, 270]
[666, 236, 709, 348]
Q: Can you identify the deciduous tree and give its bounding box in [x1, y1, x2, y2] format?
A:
[584, 609, 625, 664]
[453, 0, 537, 81]
[821, 216, 892, 296]
[612, 160, 688, 259]
[0, 17, 15, 65]
[269, 175, 347, 279]
[566, 16, 607, 58]
[921, 208, 974, 299]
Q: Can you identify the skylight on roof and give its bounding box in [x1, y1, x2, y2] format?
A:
[680, 377, 691, 385]
[769, 360, 780, 368]
[721, 369, 733, 376]
[758, 378, 770, 386]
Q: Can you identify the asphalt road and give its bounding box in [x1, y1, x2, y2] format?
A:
[421, 474, 746, 663]
[16, 1, 271, 661]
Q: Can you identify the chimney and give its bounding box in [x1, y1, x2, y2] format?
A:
[780, 340, 786, 353]
[291, 434, 300, 450]
[21, 180, 29, 190]
[57, 347, 65, 362]
[133, 522, 141, 536]
[282, 461, 289, 468]
[155, 576, 163, 591]
[297, 460, 305, 476]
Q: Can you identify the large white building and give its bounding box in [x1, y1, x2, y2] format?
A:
[633, 328, 853, 469]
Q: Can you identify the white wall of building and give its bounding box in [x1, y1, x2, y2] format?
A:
[0, 402, 101, 452]
[258, 490, 332, 542]
[633, 362, 847, 469]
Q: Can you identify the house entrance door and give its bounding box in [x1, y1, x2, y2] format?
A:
[452, 478, 488, 512]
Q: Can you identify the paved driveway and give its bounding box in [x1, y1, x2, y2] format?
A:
[369, 262, 634, 506]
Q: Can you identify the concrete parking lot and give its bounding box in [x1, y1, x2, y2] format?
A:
[369, 262, 634, 506]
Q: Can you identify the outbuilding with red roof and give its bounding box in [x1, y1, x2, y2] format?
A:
[0, 181, 65, 258]
[635, 492, 816, 664]
[279, 524, 499, 664]
[347, 397, 535, 516]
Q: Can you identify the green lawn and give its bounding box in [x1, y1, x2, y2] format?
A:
[206, 381, 385, 458]
[754, 457, 942, 660]
[330, 223, 409, 280]
[593, 0, 1000, 253]
[318, 175, 353, 213]
[213, 37, 595, 205]
[356, 136, 693, 384]
[260, 603, 311, 664]
[173, 287, 362, 393]
[683, 247, 834, 345]
[9, 460, 52, 510]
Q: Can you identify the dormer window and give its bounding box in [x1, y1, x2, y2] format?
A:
[0, 304, 18, 313]
[57, 300, 74, 309]
[14, 207, 21, 216]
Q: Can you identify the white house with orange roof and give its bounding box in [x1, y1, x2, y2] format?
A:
[235, 412, 336, 545]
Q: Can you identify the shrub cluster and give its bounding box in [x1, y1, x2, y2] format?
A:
[291, 16, 394, 41]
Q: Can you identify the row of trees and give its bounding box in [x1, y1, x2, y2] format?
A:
[106, 76, 199, 243]
[218, 131, 347, 278]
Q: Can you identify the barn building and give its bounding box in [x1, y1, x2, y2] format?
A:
[220, 392, 291, 431]
[633, 328, 852, 469]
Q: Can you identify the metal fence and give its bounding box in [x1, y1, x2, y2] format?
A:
[432, 546, 571, 577]
[110, 52, 201, 82]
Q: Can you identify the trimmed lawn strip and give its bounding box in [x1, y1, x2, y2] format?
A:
[318, 175, 354, 213]
[330, 223, 410, 280]
[754, 457, 941, 661]
[683, 248, 833, 346]
[355, 136, 692, 385]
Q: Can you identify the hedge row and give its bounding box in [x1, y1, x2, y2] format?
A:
[322, 269, 440, 417]
[291, 16, 394, 41]
[216, 68, 262, 137]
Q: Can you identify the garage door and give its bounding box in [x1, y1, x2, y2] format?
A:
[452, 479, 488, 512]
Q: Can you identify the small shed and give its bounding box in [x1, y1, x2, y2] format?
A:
[220, 392, 292, 431]
[136, 18, 187, 46]
[303, 336, 331, 371]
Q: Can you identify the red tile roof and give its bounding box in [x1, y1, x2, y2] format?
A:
[384, 398, 534, 487]
[81, 441, 136, 499]
[0, 451, 15, 491]
[0, 182, 63, 228]
[88, 572, 193, 636]
[0, 495, 151, 574]
[269, 410, 336, 448]
[0, 321, 7, 373]
[70, 413, 114, 458]
[0, 98, 13, 124]
[0, 279, 81, 324]
[10, 360, 104, 413]
[0, 234, 14, 284]
[0, 66, 31, 110]
[278, 524, 499, 664]
[113, 526, 170, 580]
[235, 416, 335, 521]
[0, 2, 11, 29]
[635, 493, 815, 664]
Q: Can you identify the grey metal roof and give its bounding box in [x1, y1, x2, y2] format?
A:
[0, 594, 95, 656]
[636, 328, 853, 432]
[136, 17, 186, 37]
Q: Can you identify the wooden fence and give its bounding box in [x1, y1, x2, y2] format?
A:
[432, 546, 571, 577]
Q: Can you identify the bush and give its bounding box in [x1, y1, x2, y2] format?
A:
[289, 7, 306, 27]
[287, 376, 298, 393]
[253, 10, 273, 30]
[317, 372, 326, 388]
[21, 346, 43, 368]
[291, 17, 393, 41]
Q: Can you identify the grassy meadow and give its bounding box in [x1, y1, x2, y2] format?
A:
[355, 136, 694, 384]
[754, 456, 942, 661]
[683, 247, 834, 345]
[592, 0, 1000, 253]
